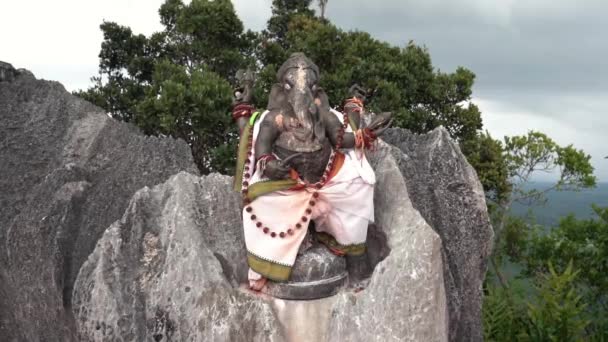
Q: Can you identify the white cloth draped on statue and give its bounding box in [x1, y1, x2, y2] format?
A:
[242, 110, 375, 282]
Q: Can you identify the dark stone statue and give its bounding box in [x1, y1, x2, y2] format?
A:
[254, 53, 391, 183]
[232, 53, 392, 298]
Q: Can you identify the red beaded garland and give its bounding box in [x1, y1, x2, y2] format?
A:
[240, 111, 354, 241]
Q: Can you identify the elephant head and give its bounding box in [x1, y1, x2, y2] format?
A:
[267, 53, 329, 142]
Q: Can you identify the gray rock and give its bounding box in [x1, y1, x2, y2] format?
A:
[0, 66, 198, 341]
[327, 140, 449, 342]
[72, 172, 284, 342]
[383, 127, 494, 342]
[0, 61, 17, 82]
[1, 64, 492, 341]
[74, 141, 454, 342]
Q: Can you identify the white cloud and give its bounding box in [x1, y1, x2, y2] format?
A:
[1, 0, 166, 90]
[1, 0, 605, 182]
[477, 96, 608, 182]
[232, 0, 272, 32]
[1, 0, 271, 91]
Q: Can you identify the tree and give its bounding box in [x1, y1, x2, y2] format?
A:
[136, 61, 235, 173]
[523, 262, 589, 342]
[461, 131, 511, 205]
[483, 262, 591, 341]
[265, 0, 314, 48]
[477, 131, 596, 289]
[496, 133, 595, 256]
[80, 0, 487, 175]
[77, 0, 253, 173]
[521, 206, 608, 337]
[318, 0, 329, 19]
[261, 15, 483, 143]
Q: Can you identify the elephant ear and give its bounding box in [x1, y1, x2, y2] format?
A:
[315, 87, 331, 113]
[267, 83, 287, 111]
[314, 87, 330, 142]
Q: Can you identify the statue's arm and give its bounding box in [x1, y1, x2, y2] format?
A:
[255, 113, 279, 159]
[255, 112, 291, 180]
[323, 111, 356, 149]
[232, 69, 255, 134]
[237, 117, 248, 133]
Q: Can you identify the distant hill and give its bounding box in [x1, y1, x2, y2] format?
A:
[511, 182, 608, 227]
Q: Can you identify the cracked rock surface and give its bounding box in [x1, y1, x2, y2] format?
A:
[0, 63, 198, 342]
[1, 62, 492, 342]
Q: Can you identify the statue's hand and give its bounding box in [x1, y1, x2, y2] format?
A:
[348, 84, 368, 102]
[232, 69, 255, 105]
[368, 112, 393, 137]
[264, 159, 291, 180]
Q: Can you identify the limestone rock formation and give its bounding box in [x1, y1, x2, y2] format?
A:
[72, 173, 284, 342]
[1, 62, 493, 342]
[73, 150, 448, 341]
[0, 62, 198, 341]
[0, 61, 18, 82]
[327, 140, 449, 341]
[383, 128, 494, 341]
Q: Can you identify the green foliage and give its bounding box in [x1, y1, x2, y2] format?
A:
[461, 131, 511, 204]
[522, 262, 589, 342]
[521, 206, 608, 337]
[482, 132, 598, 340]
[485, 206, 608, 340]
[266, 0, 314, 48]
[136, 61, 235, 173]
[77, 0, 252, 173]
[504, 131, 596, 205]
[270, 16, 482, 143]
[488, 131, 595, 290]
[79, 0, 486, 176]
[523, 206, 608, 296]
[484, 263, 595, 341]
[483, 282, 527, 341]
[499, 214, 532, 263]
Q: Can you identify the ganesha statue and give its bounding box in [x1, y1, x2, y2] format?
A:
[232, 53, 392, 292]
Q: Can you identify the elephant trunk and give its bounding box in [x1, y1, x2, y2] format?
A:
[287, 81, 317, 141]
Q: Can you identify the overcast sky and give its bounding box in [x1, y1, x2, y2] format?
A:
[1, 0, 606, 181]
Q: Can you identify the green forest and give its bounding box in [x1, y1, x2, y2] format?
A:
[77, 1, 607, 340]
